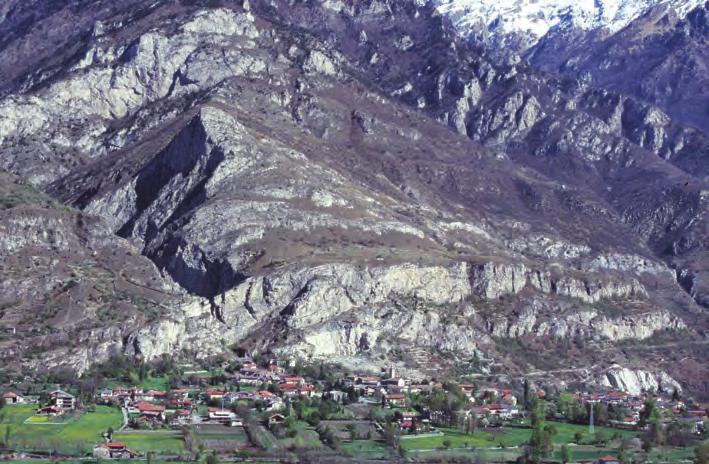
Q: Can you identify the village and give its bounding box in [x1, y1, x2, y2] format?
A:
[0, 356, 707, 463]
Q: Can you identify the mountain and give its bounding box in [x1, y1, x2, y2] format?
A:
[0, 0, 706, 394]
[433, 0, 705, 62]
[529, 1, 709, 131]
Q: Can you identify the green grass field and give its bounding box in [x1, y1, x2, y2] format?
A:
[139, 377, 169, 391]
[341, 439, 391, 459]
[195, 431, 249, 441]
[194, 424, 250, 443]
[249, 425, 279, 450]
[277, 422, 323, 449]
[400, 421, 636, 452]
[23, 415, 54, 424]
[0, 404, 122, 454]
[112, 431, 184, 452]
[104, 376, 169, 392]
[547, 421, 635, 445]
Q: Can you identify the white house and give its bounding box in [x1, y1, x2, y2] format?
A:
[2, 391, 24, 404]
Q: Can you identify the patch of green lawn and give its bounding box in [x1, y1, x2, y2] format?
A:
[400, 427, 487, 450]
[113, 431, 184, 452]
[23, 415, 50, 424]
[236, 383, 256, 392]
[341, 439, 390, 459]
[0, 405, 122, 455]
[401, 421, 636, 452]
[278, 422, 323, 449]
[551, 446, 618, 462]
[649, 446, 697, 462]
[139, 377, 169, 391]
[0, 404, 36, 424]
[194, 426, 249, 445]
[546, 421, 635, 445]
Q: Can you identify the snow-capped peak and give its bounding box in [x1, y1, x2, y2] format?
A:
[433, 0, 705, 50]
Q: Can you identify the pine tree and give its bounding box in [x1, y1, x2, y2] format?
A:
[527, 401, 546, 463]
[523, 378, 531, 411]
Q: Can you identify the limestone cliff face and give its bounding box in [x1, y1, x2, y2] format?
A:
[469, 261, 646, 303]
[485, 305, 685, 340]
[0, 171, 180, 374]
[599, 365, 683, 395]
[111, 260, 682, 370]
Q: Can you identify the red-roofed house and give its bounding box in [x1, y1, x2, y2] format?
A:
[134, 401, 166, 421]
[2, 391, 24, 404]
[38, 405, 64, 416]
[92, 441, 139, 459]
[597, 456, 619, 464]
[206, 389, 226, 401]
[282, 376, 305, 386]
[241, 361, 257, 370]
[257, 390, 276, 400]
[399, 420, 414, 431]
[168, 398, 192, 409]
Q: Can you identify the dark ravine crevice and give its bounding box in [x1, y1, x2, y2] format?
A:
[280, 279, 316, 318]
[243, 281, 258, 320]
[117, 112, 212, 239]
[149, 237, 249, 301]
[107, 109, 237, 306]
[209, 292, 226, 324]
[676, 268, 708, 309]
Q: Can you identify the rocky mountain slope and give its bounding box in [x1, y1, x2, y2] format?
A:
[0, 169, 184, 373]
[437, 0, 709, 147]
[529, 1, 709, 131]
[0, 0, 706, 393]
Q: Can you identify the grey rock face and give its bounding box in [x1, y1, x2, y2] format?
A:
[599, 364, 683, 395]
[0, 0, 706, 392]
[0, 171, 181, 374]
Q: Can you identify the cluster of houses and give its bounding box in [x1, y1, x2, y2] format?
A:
[343, 370, 523, 434]
[470, 386, 521, 421]
[3, 359, 706, 462]
[574, 390, 708, 434]
[38, 389, 77, 416]
[92, 362, 328, 430]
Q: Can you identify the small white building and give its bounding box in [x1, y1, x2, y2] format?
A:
[2, 391, 24, 404]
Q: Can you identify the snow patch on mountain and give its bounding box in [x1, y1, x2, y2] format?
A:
[433, 0, 704, 50]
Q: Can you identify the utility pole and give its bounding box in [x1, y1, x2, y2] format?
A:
[589, 402, 595, 435]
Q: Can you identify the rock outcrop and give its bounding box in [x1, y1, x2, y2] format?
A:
[599, 365, 683, 395]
